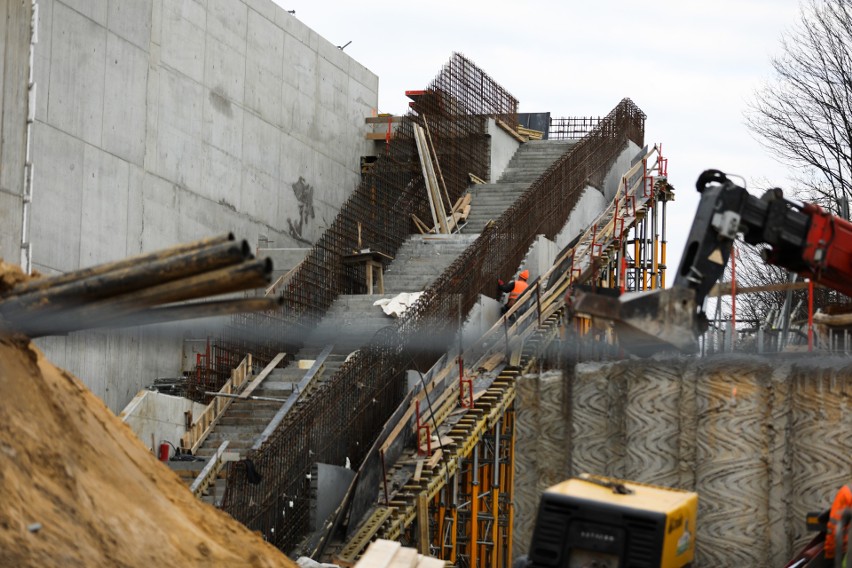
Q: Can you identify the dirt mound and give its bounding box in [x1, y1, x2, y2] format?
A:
[0, 334, 295, 567]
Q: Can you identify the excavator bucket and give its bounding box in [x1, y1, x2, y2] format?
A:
[571, 286, 701, 356]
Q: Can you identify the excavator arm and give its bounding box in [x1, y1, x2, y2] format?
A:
[574, 169, 852, 354]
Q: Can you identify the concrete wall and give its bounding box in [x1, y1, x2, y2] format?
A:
[0, 0, 31, 265]
[487, 118, 520, 183]
[601, 140, 642, 201]
[514, 356, 852, 567]
[120, 389, 207, 454]
[21, 0, 378, 411]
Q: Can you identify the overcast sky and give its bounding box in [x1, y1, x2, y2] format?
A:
[275, 0, 804, 282]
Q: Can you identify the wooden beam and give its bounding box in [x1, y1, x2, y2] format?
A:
[356, 539, 401, 568]
[365, 132, 393, 140]
[239, 352, 286, 399]
[413, 459, 424, 482]
[388, 548, 419, 568]
[468, 173, 486, 185]
[365, 116, 404, 124]
[495, 118, 526, 143]
[416, 494, 430, 555]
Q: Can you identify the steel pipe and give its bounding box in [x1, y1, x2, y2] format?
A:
[3, 233, 234, 297]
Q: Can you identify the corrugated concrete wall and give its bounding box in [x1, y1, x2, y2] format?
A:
[0, 0, 31, 264]
[514, 356, 852, 566]
[14, 0, 378, 411]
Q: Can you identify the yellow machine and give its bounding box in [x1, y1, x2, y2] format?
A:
[526, 474, 698, 568]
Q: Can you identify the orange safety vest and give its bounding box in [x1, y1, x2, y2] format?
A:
[827, 484, 852, 559]
[507, 278, 528, 307]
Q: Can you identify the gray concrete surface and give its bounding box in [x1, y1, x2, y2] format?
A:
[514, 356, 852, 568]
[486, 118, 521, 183]
[12, 0, 378, 411]
[0, 1, 31, 265]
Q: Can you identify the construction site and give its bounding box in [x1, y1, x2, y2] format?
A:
[2, 1, 852, 567]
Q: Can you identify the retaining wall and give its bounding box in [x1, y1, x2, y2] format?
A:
[9, 0, 377, 411]
[514, 356, 852, 566]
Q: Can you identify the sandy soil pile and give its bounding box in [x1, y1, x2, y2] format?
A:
[0, 263, 294, 567]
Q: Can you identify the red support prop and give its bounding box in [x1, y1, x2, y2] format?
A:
[808, 278, 814, 351]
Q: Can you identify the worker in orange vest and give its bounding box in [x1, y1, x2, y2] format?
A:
[826, 483, 852, 565]
[497, 269, 529, 315]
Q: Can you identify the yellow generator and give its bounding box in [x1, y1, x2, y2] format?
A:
[527, 474, 698, 568]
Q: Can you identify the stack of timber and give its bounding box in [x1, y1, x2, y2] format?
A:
[352, 539, 444, 568]
[0, 233, 279, 338]
[411, 121, 471, 235]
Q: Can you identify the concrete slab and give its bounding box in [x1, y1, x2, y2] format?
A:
[245, 59, 283, 127]
[47, 3, 106, 147]
[202, 88, 244, 159]
[0, 193, 22, 264]
[139, 172, 180, 250]
[80, 144, 130, 265]
[158, 66, 204, 137]
[62, 0, 107, 26]
[248, 9, 283, 75]
[207, 0, 248, 55]
[241, 167, 279, 228]
[125, 164, 145, 256]
[103, 33, 148, 166]
[245, 0, 278, 23]
[242, 112, 280, 178]
[108, 0, 152, 50]
[154, 123, 203, 190]
[160, 2, 205, 83]
[30, 124, 84, 272]
[201, 143, 243, 209]
[204, 36, 246, 105]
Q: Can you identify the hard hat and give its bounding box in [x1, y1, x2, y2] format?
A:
[519, 270, 529, 280]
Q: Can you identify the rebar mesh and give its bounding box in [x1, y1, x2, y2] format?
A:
[218, 88, 643, 552]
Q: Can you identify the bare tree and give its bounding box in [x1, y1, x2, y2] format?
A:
[747, 0, 852, 213]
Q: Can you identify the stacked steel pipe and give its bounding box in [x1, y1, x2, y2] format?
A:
[0, 233, 279, 338]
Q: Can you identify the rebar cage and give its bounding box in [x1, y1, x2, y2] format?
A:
[195, 52, 644, 554]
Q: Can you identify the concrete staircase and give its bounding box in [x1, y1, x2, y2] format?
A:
[170, 139, 576, 505]
[463, 140, 575, 234]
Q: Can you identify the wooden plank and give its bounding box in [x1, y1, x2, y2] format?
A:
[239, 352, 286, 399]
[388, 548, 419, 568]
[416, 494, 430, 554]
[414, 557, 443, 568]
[413, 459, 424, 482]
[477, 352, 504, 372]
[253, 344, 334, 449]
[413, 126, 442, 232]
[468, 173, 486, 185]
[366, 132, 393, 140]
[422, 114, 453, 214]
[416, 124, 449, 233]
[451, 193, 471, 213]
[426, 449, 443, 469]
[411, 214, 432, 234]
[356, 539, 401, 568]
[495, 118, 526, 142]
[415, 556, 446, 568]
[189, 440, 229, 497]
[365, 115, 404, 124]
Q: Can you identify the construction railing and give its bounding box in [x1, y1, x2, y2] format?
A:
[219, 94, 644, 553]
[549, 116, 603, 140]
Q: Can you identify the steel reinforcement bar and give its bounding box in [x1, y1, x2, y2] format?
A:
[219, 96, 644, 553]
[188, 52, 514, 396]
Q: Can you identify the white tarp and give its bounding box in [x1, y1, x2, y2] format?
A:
[374, 292, 423, 318]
